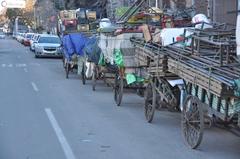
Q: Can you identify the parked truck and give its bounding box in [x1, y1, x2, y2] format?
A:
[57, 9, 97, 36]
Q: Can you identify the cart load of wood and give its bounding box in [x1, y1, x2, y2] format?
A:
[139, 27, 239, 116]
[62, 33, 98, 81]
[131, 26, 240, 149]
[131, 37, 176, 78]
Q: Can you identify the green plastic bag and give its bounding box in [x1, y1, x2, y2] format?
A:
[234, 79, 240, 112]
[234, 101, 240, 113]
[234, 79, 240, 97]
[136, 76, 145, 83]
[114, 49, 124, 67]
[126, 74, 136, 85]
[126, 73, 145, 85]
[98, 53, 106, 66]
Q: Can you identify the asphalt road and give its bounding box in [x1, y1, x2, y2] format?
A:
[0, 38, 239, 159]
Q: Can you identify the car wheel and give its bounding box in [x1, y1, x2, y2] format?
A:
[34, 51, 38, 58]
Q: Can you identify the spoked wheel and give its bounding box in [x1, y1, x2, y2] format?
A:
[181, 95, 204, 149]
[114, 74, 123, 106]
[156, 78, 179, 111]
[92, 65, 97, 91]
[81, 62, 86, 85]
[144, 81, 156, 123]
[65, 63, 70, 79]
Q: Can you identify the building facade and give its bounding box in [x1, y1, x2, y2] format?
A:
[34, 0, 58, 32]
[106, 0, 238, 25]
[209, 0, 237, 26]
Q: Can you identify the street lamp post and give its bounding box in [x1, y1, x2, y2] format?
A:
[33, 6, 36, 30]
[15, 16, 19, 33]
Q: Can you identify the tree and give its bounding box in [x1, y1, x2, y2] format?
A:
[6, 9, 34, 27]
[6, 9, 23, 20]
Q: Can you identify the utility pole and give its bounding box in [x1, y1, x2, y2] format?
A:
[15, 16, 19, 33]
[33, 6, 36, 30]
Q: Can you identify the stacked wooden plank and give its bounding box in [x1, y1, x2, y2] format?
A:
[132, 37, 177, 78]
[167, 58, 225, 96]
[165, 32, 240, 118]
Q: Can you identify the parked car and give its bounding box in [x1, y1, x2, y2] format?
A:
[17, 33, 25, 44]
[30, 34, 40, 51]
[16, 33, 21, 41]
[34, 34, 63, 58]
[0, 32, 5, 39]
[23, 33, 34, 46]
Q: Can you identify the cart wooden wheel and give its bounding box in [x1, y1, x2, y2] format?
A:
[157, 78, 179, 111]
[144, 81, 156, 123]
[81, 62, 86, 85]
[65, 63, 70, 79]
[92, 65, 97, 91]
[114, 74, 123, 106]
[181, 95, 204, 149]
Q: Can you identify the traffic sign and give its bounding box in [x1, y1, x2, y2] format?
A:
[1, 0, 26, 8]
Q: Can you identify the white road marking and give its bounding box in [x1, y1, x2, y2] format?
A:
[16, 64, 27, 67]
[81, 139, 92, 143]
[0, 49, 12, 52]
[24, 68, 28, 73]
[1, 63, 28, 68]
[31, 82, 39, 92]
[45, 108, 76, 159]
[30, 63, 41, 66]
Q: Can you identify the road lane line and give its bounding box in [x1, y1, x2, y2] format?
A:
[0, 49, 12, 52]
[31, 82, 39, 92]
[16, 64, 27, 67]
[30, 63, 41, 66]
[45, 108, 76, 159]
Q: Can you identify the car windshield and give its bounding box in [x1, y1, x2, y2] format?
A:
[27, 34, 33, 38]
[38, 37, 61, 44]
[31, 35, 36, 40]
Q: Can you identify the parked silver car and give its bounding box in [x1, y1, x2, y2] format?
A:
[30, 34, 40, 51]
[34, 34, 63, 58]
[16, 33, 25, 43]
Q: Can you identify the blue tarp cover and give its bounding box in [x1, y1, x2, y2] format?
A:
[63, 35, 74, 60]
[83, 36, 101, 64]
[62, 33, 88, 59]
